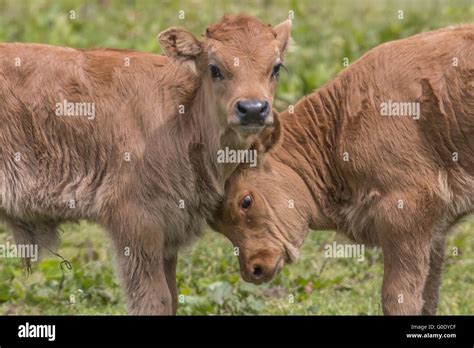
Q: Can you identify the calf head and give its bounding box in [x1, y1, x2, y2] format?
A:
[209, 118, 324, 284]
[159, 14, 291, 143]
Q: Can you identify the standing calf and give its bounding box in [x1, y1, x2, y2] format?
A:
[0, 14, 291, 314]
[210, 25, 474, 315]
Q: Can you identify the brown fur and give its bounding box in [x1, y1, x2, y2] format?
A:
[0, 14, 291, 314]
[210, 25, 474, 315]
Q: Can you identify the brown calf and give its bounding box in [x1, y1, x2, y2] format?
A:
[0, 14, 291, 314]
[210, 25, 474, 315]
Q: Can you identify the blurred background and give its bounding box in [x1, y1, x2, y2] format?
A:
[0, 0, 472, 314]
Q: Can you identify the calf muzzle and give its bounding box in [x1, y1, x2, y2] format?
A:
[235, 100, 270, 126]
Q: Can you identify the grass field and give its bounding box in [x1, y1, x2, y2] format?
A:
[0, 0, 473, 315]
[0, 221, 473, 315]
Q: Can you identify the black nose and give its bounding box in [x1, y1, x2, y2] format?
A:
[235, 100, 269, 126]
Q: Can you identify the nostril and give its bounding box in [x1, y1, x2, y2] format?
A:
[252, 265, 263, 279]
[260, 102, 269, 116]
[237, 102, 247, 115]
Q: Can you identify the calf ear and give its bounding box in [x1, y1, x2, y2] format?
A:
[253, 109, 282, 154]
[273, 19, 292, 57]
[158, 27, 203, 60]
[207, 214, 222, 233]
[207, 200, 225, 233]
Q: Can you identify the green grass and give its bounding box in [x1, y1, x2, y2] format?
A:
[0, 0, 473, 314]
[0, 220, 472, 315]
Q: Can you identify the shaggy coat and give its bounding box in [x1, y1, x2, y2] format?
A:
[211, 25, 474, 315]
[0, 14, 291, 314]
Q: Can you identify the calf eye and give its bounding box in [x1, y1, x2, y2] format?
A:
[209, 64, 222, 79]
[271, 63, 283, 78]
[239, 194, 253, 210]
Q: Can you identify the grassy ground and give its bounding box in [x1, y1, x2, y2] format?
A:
[0, 0, 473, 314]
[0, 221, 472, 315]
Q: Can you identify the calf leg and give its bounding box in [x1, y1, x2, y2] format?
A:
[376, 191, 443, 315]
[115, 246, 173, 315]
[381, 238, 431, 315]
[164, 253, 178, 315]
[421, 235, 446, 315]
[109, 223, 173, 315]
